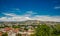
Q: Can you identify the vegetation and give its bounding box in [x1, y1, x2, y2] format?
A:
[12, 25, 20, 28]
[0, 22, 60, 36]
[34, 24, 50, 36]
[2, 32, 8, 36]
[16, 33, 21, 36]
[34, 24, 60, 36]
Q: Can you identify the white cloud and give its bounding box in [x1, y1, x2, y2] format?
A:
[32, 15, 60, 22]
[0, 11, 60, 22]
[0, 16, 31, 22]
[0, 13, 32, 22]
[24, 11, 37, 17]
[54, 6, 60, 9]
[26, 11, 37, 14]
[3, 13, 19, 17]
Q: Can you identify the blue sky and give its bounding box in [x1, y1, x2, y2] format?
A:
[0, 0, 60, 22]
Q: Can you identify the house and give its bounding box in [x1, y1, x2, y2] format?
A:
[0, 31, 2, 36]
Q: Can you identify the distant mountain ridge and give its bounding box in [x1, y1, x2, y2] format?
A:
[0, 20, 60, 25]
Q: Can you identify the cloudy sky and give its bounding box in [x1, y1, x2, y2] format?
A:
[0, 0, 60, 22]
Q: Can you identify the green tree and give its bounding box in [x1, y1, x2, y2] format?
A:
[51, 24, 60, 36]
[2, 32, 8, 36]
[12, 25, 20, 28]
[16, 33, 21, 36]
[35, 24, 50, 36]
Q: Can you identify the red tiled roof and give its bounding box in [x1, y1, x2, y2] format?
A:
[4, 27, 12, 31]
[13, 28, 19, 33]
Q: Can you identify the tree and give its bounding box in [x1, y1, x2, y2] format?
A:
[16, 33, 21, 36]
[35, 24, 50, 36]
[51, 24, 60, 36]
[2, 32, 8, 36]
[12, 25, 20, 28]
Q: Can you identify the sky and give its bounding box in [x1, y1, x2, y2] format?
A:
[0, 0, 60, 22]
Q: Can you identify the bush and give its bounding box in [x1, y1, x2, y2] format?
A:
[35, 24, 50, 36]
[2, 32, 8, 36]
